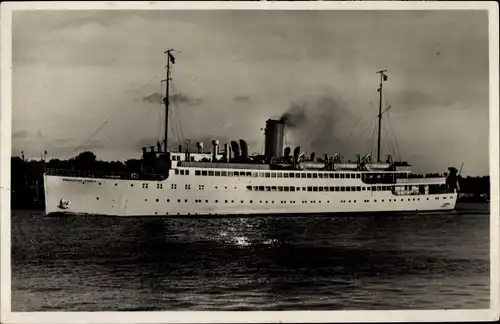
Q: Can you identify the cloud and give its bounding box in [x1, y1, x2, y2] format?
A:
[233, 95, 251, 102]
[141, 92, 163, 104]
[12, 130, 29, 139]
[141, 92, 203, 106]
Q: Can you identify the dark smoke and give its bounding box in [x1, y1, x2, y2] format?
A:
[277, 95, 367, 159]
[141, 92, 203, 106]
[279, 102, 308, 128]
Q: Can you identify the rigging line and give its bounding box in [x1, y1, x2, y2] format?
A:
[132, 73, 161, 94]
[368, 119, 377, 156]
[171, 80, 185, 141]
[386, 112, 402, 160]
[69, 118, 111, 158]
[342, 116, 363, 142]
[383, 117, 393, 158]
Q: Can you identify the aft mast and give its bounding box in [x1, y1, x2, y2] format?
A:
[375, 69, 388, 163]
[162, 49, 176, 153]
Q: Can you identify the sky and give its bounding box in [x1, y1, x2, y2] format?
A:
[10, 9, 490, 176]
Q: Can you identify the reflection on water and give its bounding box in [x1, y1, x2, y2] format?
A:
[11, 203, 489, 311]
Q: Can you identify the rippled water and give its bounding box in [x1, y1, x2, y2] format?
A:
[11, 203, 490, 311]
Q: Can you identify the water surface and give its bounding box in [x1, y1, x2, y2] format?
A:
[11, 202, 490, 311]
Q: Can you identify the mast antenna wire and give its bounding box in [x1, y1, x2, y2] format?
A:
[67, 70, 165, 159]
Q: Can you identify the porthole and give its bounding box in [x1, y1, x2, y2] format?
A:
[96, 197, 99, 200]
[156, 199, 159, 202]
[115, 183, 118, 186]
[178, 199, 181, 202]
[130, 184, 134, 187]
[145, 199, 148, 201]
[98, 182, 102, 186]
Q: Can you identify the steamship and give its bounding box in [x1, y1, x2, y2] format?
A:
[43, 51, 459, 217]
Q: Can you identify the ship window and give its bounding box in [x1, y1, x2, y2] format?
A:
[181, 170, 186, 175]
[330, 186, 335, 191]
[272, 186, 277, 191]
[376, 186, 381, 191]
[259, 186, 264, 191]
[319, 187, 324, 192]
[215, 171, 220, 176]
[251, 172, 257, 177]
[220, 171, 226, 176]
[265, 172, 270, 178]
[290, 187, 295, 192]
[341, 186, 345, 192]
[351, 186, 356, 191]
[177, 199, 181, 202]
[299, 173, 304, 178]
[346, 174, 350, 179]
[253, 186, 258, 191]
[302, 187, 306, 191]
[191, 156, 195, 161]
[335, 187, 340, 191]
[335, 173, 339, 179]
[209, 171, 214, 176]
[284, 187, 289, 192]
[228, 171, 234, 176]
[199, 185, 204, 190]
[313, 173, 318, 178]
[340, 174, 345, 179]
[185, 170, 190, 175]
[284, 173, 289, 178]
[259, 172, 265, 177]
[329, 173, 334, 178]
[247, 186, 252, 191]
[201, 171, 207, 176]
[289, 173, 295, 178]
[346, 187, 351, 192]
[277, 173, 282, 178]
[246, 172, 251, 177]
[296, 187, 300, 191]
[313, 186, 318, 192]
[324, 186, 329, 191]
[234, 171, 239, 176]
[156, 199, 159, 202]
[195, 170, 201, 176]
[266, 186, 271, 191]
[175, 170, 179, 175]
[307, 186, 312, 192]
[278, 186, 283, 191]
[215, 200, 218, 203]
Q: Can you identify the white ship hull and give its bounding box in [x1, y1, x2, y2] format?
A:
[44, 170, 458, 217]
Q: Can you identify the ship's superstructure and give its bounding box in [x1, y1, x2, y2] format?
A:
[43, 51, 459, 216]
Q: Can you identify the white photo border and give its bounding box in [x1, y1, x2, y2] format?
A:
[1, 1, 498, 323]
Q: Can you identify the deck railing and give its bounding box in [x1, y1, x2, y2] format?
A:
[44, 168, 167, 181]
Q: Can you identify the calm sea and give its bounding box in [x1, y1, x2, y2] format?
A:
[11, 203, 490, 311]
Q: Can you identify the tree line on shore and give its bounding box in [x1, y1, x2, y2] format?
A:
[10, 151, 491, 209]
